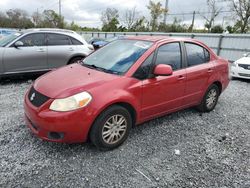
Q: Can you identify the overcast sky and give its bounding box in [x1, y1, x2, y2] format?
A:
[0, 0, 233, 28]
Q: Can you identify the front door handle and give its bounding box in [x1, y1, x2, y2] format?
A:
[177, 75, 185, 80]
[37, 48, 45, 52]
[69, 47, 74, 51]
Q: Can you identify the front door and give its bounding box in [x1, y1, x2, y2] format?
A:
[3, 33, 47, 73]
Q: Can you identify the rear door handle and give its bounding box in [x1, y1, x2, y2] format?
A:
[69, 47, 74, 51]
[177, 75, 185, 80]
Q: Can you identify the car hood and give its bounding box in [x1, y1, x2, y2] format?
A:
[236, 57, 250, 65]
[33, 64, 119, 98]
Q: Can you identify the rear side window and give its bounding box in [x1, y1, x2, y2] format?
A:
[19, 33, 45, 47]
[70, 37, 83, 45]
[185, 43, 210, 67]
[155, 43, 181, 71]
[47, 34, 71, 46]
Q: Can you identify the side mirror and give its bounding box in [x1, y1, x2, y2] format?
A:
[153, 64, 173, 76]
[14, 41, 24, 48]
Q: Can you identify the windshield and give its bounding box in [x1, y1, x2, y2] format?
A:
[82, 40, 153, 75]
[0, 32, 22, 47]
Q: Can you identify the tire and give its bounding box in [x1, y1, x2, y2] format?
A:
[90, 105, 132, 150]
[68, 56, 85, 64]
[197, 84, 220, 112]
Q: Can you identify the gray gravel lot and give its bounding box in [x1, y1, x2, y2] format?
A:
[0, 77, 249, 188]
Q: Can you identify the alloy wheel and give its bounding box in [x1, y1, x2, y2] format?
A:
[102, 114, 127, 145]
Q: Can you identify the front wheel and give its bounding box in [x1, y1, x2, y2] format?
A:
[90, 105, 132, 150]
[197, 84, 220, 112]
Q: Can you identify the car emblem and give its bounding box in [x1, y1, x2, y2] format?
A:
[30, 93, 36, 101]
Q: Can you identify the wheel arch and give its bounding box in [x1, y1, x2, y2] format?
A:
[212, 81, 222, 95]
[87, 101, 138, 141]
[67, 55, 86, 65]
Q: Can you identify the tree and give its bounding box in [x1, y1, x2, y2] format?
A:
[211, 25, 224, 33]
[130, 16, 150, 32]
[6, 9, 34, 28]
[200, 0, 222, 32]
[124, 7, 140, 30]
[32, 11, 43, 27]
[42, 10, 64, 28]
[101, 8, 120, 31]
[147, 0, 167, 31]
[230, 0, 250, 33]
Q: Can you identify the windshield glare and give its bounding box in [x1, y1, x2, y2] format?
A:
[83, 40, 153, 74]
[0, 32, 22, 47]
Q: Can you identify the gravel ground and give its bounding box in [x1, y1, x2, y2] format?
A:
[0, 76, 249, 188]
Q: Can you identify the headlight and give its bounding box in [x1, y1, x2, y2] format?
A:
[49, 91, 92, 112]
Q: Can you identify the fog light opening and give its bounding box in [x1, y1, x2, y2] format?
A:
[48, 132, 64, 140]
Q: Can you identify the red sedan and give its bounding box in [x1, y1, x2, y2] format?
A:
[24, 36, 229, 150]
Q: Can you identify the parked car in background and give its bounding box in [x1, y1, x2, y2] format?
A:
[0, 28, 94, 78]
[231, 52, 250, 79]
[92, 36, 126, 49]
[0, 28, 16, 39]
[24, 36, 229, 150]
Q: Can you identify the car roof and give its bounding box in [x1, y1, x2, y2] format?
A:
[20, 28, 87, 44]
[126, 35, 202, 44]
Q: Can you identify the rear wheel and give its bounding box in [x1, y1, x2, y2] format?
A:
[197, 84, 220, 112]
[68, 56, 85, 64]
[90, 105, 132, 150]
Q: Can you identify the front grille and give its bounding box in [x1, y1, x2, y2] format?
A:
[28, 87, 49, 107]
[238, 64, 250, 70]
[239, 73, 250, 77]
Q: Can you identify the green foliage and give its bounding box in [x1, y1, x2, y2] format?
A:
[101, 8, 120, 32]
[211, 25, 223, 33]
[158, 18, 188, 33]
[1, 9, 34, 29]
[147, 0, 167, 31]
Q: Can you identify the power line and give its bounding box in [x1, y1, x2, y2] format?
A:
[167, 10, 234, 16]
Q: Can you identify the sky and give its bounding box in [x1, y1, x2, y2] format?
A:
[0, 0, 233, 29]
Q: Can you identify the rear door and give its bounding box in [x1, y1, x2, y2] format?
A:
[138, 42, 186, 120]
[3, 33, 47, 73]
[46, 33, 75, 69]
[183, 42, 214, 106]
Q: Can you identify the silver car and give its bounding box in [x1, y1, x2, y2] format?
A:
[0, 28, 94, 78]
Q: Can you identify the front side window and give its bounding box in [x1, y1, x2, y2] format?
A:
[83, 40, 153, 75]
[133, 53, 154, 80]
[19, 33, 45, 47]
[47, 33, 71, 46]
[155, 43, 182, 71]
[185, 43, 210, 67]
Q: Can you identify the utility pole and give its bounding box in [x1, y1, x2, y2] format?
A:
[59, 0, 62, 28]
[191, 11, 196, 32]
[163, 0, 169, 24]
[59, 0, 61, 17]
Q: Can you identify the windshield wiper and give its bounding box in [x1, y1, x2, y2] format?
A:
[82, 63, 119, 75]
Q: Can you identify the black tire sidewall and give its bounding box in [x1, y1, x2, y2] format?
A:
[90, 105, 132, 150]
[69, 57, 84, 64]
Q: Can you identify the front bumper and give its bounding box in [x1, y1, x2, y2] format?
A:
[24, 91, 95, 143]
[231, 66, 250, 79]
